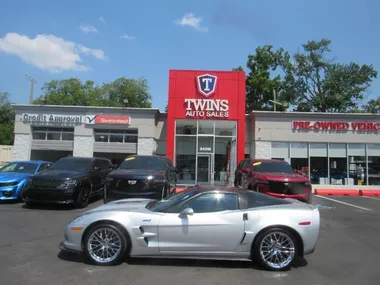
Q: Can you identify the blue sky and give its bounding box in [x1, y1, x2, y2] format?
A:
[1, 0, 379, 112]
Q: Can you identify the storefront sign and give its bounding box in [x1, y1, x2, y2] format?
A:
[85, 114, 131, 125]
[292, 120, 380, 131]
[184, 99, 229, 118]
[21, 113, 82, 124]
[197, 74, 217, 97]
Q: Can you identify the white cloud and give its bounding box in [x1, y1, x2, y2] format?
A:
[79, 24, 97, 33]
[98, 17, 106, 24]
[0, 33, 108, 72]
[175, 13, 208, 32]
[120, 34, 136, 40]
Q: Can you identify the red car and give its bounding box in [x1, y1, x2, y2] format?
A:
[234, 159, 312, 203]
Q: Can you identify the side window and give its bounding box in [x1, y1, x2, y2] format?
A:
[179, 193, 239, 213]
[242, 159, 250, 169]
[98, 159, 112, 170]
[246, 191, 291, 208]
[38, 163, 51, 172]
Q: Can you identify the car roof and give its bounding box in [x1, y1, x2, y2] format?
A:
[249, 158, 287, 163]
[8, 160, 52, 164]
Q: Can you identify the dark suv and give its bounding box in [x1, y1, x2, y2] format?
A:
[104, 155, 178, 203]
[234, 158, 312, 203]
[23, 156, 114, 208]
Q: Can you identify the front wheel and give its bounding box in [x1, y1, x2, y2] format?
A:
[83, 224, 127, 266]
[252, 228, 298, 271]
[74, 185, 91, 208]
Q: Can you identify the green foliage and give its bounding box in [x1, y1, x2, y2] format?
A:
[238, 39, 378, 113]
[0, 92, 15, 145]
[33, 77, 152, 108]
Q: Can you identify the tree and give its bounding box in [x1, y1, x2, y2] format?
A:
[239, 39, 378, 113]
[0, 92, 15, 145]
[291, 39, 377, 112]
[33, 77, 152, 108]
[164, 103, 168, 112]
[234, 46, 296, 112]
[361, 98, 380, 113]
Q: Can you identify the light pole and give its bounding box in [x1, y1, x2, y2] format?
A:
[269, 89, 289, 111]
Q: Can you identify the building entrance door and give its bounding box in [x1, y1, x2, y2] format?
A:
[196, 154, 214, 185]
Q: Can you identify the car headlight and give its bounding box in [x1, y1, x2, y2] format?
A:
[60, 179, 78, 187]
[70, 214, 89, 223]
[1, 181, 19, 186]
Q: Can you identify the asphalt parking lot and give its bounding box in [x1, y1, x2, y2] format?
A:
[1, 195, 380, 285]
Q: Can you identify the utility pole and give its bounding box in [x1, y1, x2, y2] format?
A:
[25, 75, 37, 104]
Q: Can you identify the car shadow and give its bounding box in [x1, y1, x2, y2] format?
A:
[57, 250, 308, 271]
[21, 196, 101, 211]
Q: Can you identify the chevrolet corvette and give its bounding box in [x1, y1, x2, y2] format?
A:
[59, 186, 320, 271]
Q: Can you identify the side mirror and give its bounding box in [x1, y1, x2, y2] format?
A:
[242, 167, 249, 173]
[179, 208, 194, 218]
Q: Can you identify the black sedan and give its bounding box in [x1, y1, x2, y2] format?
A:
[103, 155, 178, 203]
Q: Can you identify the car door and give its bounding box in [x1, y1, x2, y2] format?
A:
[89, 159, 102, 192]
[158, 192, 245, 253]
[98, 159, 113, 188]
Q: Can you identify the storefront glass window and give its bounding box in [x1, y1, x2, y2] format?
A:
[271, 142, 289, 162]
[329, 143, 347, 185]
[175, 120, 197, 135]
[214, 137, 232, 185]
[348, 143, 366, 185]
[175, 136, 196, 185]
[290, 142, 308, 176]
[367, 144, 380, 185]
[310, 143, 328, 184]
[94, 129, 138, 143]
[198, 120, 214, 135]
[215, 121, 235, 136]
[32, 127, 74, 141]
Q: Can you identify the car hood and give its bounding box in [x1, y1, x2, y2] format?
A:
[108, 169, 166, 179]
[33, 170, 87, 179]
[84, 198, 154, 214]
[0, 172, 30, 182]
[257, 172, 309, 182]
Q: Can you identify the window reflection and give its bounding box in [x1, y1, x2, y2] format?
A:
[175, 119, 197, 135]
[215, 121, 236, 136]
[175, 136, 196, 184]
[214, 137, 232, 185]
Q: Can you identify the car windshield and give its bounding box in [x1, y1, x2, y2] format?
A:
[0, 162, 38, 174]
[253, 161, 295, 174]
[147, 190, 200, 212]
[49, 158, 91, 172]
[119, 156, 167, 170]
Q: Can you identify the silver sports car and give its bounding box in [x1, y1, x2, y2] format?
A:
[60, 186, 320, 271]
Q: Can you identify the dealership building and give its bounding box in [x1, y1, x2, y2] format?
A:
[12, 70, 380, 187]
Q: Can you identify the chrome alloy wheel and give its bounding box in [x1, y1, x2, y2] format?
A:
[87, 227, 123, 264]
[259, 231, 296, 269]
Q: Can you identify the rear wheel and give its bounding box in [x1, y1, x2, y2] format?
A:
[252, 227, 298, 271]
[83, 223, 127, 266]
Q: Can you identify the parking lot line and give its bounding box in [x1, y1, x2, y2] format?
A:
[362, 196, 380, 201]
[314, 195, 371, 211]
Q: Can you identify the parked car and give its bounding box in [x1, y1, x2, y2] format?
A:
[234, 159, 312, 203]
[104, 155, 177, 203]
[23, 156, 114, 208]
[0, 160, 52, 201]
[60, 185, 320, 271]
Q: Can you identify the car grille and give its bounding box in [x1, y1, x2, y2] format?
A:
[32, 179, 63, 188]
[25, 188, 64, 201]
[267, 181, 307, 194]
[109, 178, 148, 192]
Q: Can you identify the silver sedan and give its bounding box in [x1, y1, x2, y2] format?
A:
[60, 186, 320, 271]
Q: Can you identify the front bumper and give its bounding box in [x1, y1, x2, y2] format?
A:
[59, 240, 83, 253]
[0, 186, 19, 200]
[23, 187, 76, 204]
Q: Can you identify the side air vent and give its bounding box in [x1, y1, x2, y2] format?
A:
[144, 237, 149, 245]
[139, 226, 145, 234]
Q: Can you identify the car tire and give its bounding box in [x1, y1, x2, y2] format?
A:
[83, 223, 128, 266]
[74, 185, 91, 209]
[252, 227, 298, 271]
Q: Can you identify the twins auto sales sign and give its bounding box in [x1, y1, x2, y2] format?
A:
[85, 114, 131, 125]
[184, 74, 229, 119]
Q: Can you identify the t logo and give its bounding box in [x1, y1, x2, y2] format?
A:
[197, 74, 217, 97]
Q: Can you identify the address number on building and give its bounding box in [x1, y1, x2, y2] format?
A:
[199, 146, 212, 152]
